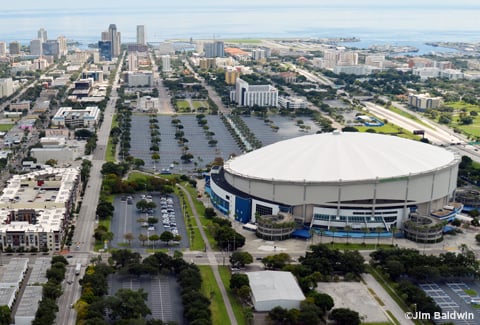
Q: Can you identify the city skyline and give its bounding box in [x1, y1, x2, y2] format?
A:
[0, 1, 480, 43]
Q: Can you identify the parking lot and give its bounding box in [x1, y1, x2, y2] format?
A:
[110, 193, 189, 252]
[129, 114, 324, 174]
[109, 274, 183, 323]
[419, 282, 480, 325]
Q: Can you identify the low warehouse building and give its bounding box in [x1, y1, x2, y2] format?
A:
[247, 271, 305, 311]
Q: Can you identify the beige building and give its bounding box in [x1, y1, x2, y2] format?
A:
[408, 93, 443, 111]
[0, 168, 80, 252]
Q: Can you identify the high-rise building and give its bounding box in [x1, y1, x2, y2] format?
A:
[137, 25, 146, 45]
[98, 41, 112, 61]
[0, 42, 6, 56]
[108, 24, 121, 57]
[0, 78, 14, 98]
[225, 67, 240, 85]
[204, 41, 225, 58]
[57, 36, 68, 56]
[38, 28, 48, 43]
[231, 78, 278, 107]
[43, 40, 60, 59]
[128, 52, 138, 71]
[9, 41, 20, 55]
[161, 55, 171, 72]
[30, 39, 42, 56]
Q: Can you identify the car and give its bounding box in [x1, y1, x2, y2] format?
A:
[67, 280, 73, 284]
[256, 257, 263, 261]
[195, 254, 203, 258]
[67, 255, 74, 258]
[148, 226, 155, 231]
[127, 199, 133, 205]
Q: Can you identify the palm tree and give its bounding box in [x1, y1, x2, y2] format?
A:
[361, 226, 370, 245]
[319, 229, 325, 244]
[330, 226, 337, 244]
[344, 225, 352, 244]
[375, 226, 383, 249]
[390, 225, 397, 246]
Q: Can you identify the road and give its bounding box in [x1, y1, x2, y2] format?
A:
[56, 53, 124, 325]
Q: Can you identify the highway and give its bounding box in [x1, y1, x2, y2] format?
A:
[56, 53, 124, 325]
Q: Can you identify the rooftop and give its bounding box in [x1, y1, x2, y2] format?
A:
[247, 271, 305, 304]
[225, 132, 458, 183]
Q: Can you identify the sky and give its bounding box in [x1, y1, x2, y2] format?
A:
[1, 1, 479, 43]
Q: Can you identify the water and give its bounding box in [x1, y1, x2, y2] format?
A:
[1, 1, 480, 47]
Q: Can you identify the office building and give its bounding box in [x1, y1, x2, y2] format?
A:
[124, 71, 154, 87]
[231, 78, 278, 107]
[43, 40, 60, 59]
[204, 41, 225, 58]
[52, 106, 101, 128]
[57, 36, 68, 56]
[0, 78, 14, 98]
[251, 49, 265, 61]
[29, 39, 42, 56]
[128, 52, 138, 71]
[108, 24, 121, 57]
[0, 42, 6, 56]
[161, 55, 171, 72]
[98, 41, 112, 61]
[278, 97, 307, 109]
[137, 25, 146, 45]
[408, 93, 443, 111]
[9, 41, 20, 55]
[37, 28, 48, 43]
[225, 67, 240, 85]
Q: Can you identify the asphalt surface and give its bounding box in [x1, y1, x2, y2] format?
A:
[110, 193, 189, 252]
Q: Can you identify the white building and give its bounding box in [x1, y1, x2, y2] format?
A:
[52, 106, 101, 128]
[0, 78, 14, 98]
[31, 137, 84, 164]
[439, 69, 464, 80]
[412, 67, 441, 80]
[278, 96, 307, 109]
[247, 271, 305, 311]
[162, 55, 172, 72]
[333, 65, 379, 75]
[231, 78, 278, 107]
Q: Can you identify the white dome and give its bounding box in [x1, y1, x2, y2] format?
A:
[224, 132, 457, 183]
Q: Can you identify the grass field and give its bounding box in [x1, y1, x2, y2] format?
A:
[175, 100, 192, 112]
[106, 114, 118, 162]
[437, 101, 480, 138]
[198, 266, 230, 325]
[218, 266, 248, 325]
[0, 124, 15, 132]
[192, 100, 209, 110]
[356, 123, 421, 141]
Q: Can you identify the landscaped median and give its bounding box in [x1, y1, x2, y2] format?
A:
[198, 265, 231, 325]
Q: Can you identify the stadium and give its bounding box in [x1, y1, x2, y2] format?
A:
[206, 131, 461, 237]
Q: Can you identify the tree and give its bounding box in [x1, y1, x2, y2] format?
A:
[124, 232, 134, 245]
[149, 234, 160, 246]
[309, 292, 334, 314]
[230, 273, 249, 290]
[106, 288, 151, 320]
[160, 231, 174, 245]
[262, 253, 291, 270]
[230, 251, 253, 268]
[138, 233, 148, 246]
[110, 249, 141, 268]
[96, 201, 114, 220]
[330, 308, 361, 325]
[344, 225, 352, 244]
[45, 159, 57, 167]
[0, 305, 11, 325]
[136, 200, 149, 212]
[147, 217, 158, 225]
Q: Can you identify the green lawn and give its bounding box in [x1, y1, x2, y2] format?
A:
[436, 101, 480, 138]
[106, 114, 118, 162]
[179, 182, 217, 250]
[192, 100, 209, 109]
[0, 124, 15, 132]
[175, 100, 191, 112]
[218, 266, 248, 325]
[356, 123, 421, 141]
[175, 185, 205, 251]
[198, 266, 230, 325]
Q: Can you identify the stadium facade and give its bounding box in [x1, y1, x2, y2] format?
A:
[206, 132, 461, 235]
